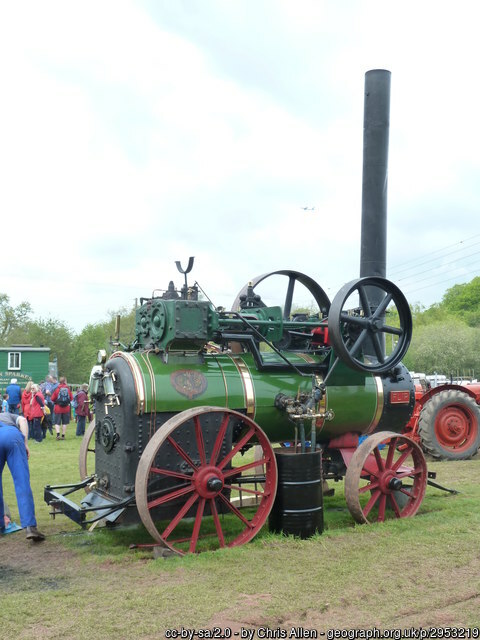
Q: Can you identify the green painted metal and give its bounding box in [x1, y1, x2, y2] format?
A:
[125, 349, 379, 444]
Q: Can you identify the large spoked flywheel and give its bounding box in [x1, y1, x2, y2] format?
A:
[328, 277, 412, 373]
[232, 269, 330, 319]
[135, 407, 277, 555]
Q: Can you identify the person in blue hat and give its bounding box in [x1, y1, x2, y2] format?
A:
[5, 379, 22, 414]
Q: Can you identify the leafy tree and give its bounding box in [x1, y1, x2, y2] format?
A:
[440, 277, 480, 326]
[68, 307, 137, 383]
[69, 323, 110, 384]
[26, 319, 74, 377]
[403, 318, 480, 376]
[0, 294, 32, 343]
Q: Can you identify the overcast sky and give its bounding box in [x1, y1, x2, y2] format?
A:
[1, 1, 479, 333]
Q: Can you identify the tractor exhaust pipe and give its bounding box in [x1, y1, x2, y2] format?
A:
[359, 69, 391, 358]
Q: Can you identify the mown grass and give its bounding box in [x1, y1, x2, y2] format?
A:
[1, 432, 480, 638]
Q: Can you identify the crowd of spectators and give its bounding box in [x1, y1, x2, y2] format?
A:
[3, 376, 93, 443]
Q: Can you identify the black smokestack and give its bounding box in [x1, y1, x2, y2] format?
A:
[359, 69, 391, 360]
[360, 69, 391, 280]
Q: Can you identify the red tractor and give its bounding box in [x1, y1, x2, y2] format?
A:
[403, 377, 480, 460]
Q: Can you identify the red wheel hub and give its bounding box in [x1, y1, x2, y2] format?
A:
[435, 405, 474, 449]
[194, 465, 224, 498]
[375, 470, 400, 494]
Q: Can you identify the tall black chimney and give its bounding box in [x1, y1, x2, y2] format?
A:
[360, 69, 391, 357]
[360, 69, 390, 280]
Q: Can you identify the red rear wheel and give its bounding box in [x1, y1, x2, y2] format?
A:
[135, 407, 277, 555]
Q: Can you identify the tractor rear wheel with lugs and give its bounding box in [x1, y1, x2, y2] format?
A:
[418, 389, 480, 460]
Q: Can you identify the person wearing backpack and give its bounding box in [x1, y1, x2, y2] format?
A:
[50, 377, 73, 441]
[74, 384, 92, 437]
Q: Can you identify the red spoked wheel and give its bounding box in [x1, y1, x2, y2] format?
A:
[135, 406, 277, 555]
[79, 418, 96, 493]
[344, 431, 427, 524]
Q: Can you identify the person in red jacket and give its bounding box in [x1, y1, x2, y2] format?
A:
[21, 381, 33, 439]
[29, 384, 46, 443]
[50, 377, 73, 441]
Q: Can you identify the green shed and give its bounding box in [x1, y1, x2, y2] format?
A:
[0, 346, 52, 391]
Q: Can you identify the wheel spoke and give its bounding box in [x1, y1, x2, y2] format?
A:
[391, 447, 413, 471]
[217, 427, 256, 470]
[363, 488, 381, 517]
[217, 492, 254, 527]
[385, 439, 396, 468]
[389, 493, 402, 517]
[150, 466, 192, 481]
[399, 487, 416, 499]
[373, 447, 384, 472]
[147, 483, 195, 510]
[372, 293, 393, 319]
[371, 333, 385, 363]
[210, 498, 226, 548]
[341, 314, 370, 329]
[194, 415, 207, 466]
[359, 479, 379, 493]
[223, 457, 267, 478]
[396, 469, 421, 479]
[380, 324, 403, 336]
[210, 412, 231, 466]
[162, 492, 199, 540]
[226, 484, 264, 497]
[377, 493, 387, 522]
[358, 286, 372, 318]
[167, 435, 199, 471]
[284, 275, 295, 319]
[189, 497, 206, 553]
[347, 328, 368, 358]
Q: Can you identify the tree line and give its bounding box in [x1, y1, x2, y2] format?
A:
[1, 276, 479, 383]
[0, 295, 137, 384]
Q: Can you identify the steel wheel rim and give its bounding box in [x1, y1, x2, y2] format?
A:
[135, 406, 277, 555]
[434, 404, 476, 451]
[232, 270, 331, 319]
[79, 418, 96, 492]
[345, 431, 427, 524]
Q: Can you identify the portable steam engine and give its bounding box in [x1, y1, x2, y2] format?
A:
[45, 263, 431, 555]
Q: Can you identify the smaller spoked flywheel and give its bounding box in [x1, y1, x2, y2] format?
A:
[328, 277, 412, 373]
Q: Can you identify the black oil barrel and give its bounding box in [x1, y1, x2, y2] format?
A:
[269, 449, 323, 538]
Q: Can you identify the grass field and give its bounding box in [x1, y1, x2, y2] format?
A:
[1, 431, 480, 639]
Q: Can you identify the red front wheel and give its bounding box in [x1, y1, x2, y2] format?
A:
[345, 431, 427, 524]
[135, 407, 277, 555]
